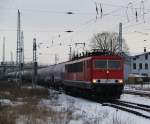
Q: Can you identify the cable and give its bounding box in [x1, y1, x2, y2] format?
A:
[90, 0, 148, 11]
[0, 6, 95, 16]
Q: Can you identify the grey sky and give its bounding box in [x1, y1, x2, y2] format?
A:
[0, 0, 150, 64]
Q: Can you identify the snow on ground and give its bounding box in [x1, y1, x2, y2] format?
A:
[0, 99, 25, 107]
[121, 94, 150, 106]
[22, 85, 46, 89]
[38, 90, 150, 124]
[0, 99, 12, 106]
[125, 84, 150, 91]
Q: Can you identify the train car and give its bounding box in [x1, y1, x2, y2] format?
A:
[63, 51, 124, 98]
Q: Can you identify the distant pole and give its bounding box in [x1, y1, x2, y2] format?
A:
[69, 45, 72, 60]
[11, 51, 13, 63]
[119, 22, 122, 53]
[10, 51, 14, 71]
[32, 38, 37, 88]
[2, 37, 6, 77]
[2, 37, 5, 63]
[55, 54, 58, 64]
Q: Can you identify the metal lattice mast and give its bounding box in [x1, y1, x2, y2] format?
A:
[16, 9, 22, 86]
[21, 31, 24, 74]
[32, 38, 37, 88]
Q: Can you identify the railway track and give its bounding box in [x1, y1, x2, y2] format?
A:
[123, 89, 150, 97]
[102, 100, 150, 119]
[54, 88, 150, 119]
[56, 88, 150, 119]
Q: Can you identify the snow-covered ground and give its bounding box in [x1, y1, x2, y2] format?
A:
[125, 84, 150, 91]
[0, 99, 12, 106]
[121, 94, 150, 106]
[1, 86, 150, 124]
[37, 90, 150, 124]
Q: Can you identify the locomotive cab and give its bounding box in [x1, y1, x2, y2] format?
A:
[91, 56, 124, 98]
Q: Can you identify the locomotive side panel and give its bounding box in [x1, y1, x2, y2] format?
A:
[84, 60, 92, 82]
[64, 57, 92, 89]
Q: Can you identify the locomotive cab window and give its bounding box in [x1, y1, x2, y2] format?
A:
[94, 60, 121, 70]
[108, 60, 121, 69]
[94, 60, 107, 69]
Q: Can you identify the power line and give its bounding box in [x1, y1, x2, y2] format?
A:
[1, 1, 150, 52]
[91, 0, 147, 10]
[0, 1, 147, 15]
[0, 6, 95, 15]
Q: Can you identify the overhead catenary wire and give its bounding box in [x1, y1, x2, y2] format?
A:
[90, 0, 147, 11]
[0, 6, 95, 16]
[0, 0, 147, 16]
[0, 9, 148, 47]
[44, 13, 150, 49]
[0, 4, 126, 34]
[1, 1, 150, 54]
[0, 0, 148, 34]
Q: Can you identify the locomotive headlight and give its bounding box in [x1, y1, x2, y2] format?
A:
[118, 79, 123, 83]
[92, 79, 97, 83]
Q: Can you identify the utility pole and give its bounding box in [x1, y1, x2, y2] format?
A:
[10, 51, 14, 71]
[110, 39, 113, 52]
[54, 54, 59, 64]
[10, 51, 13, 64]
[16, 9, 22, 87]
[32, 38, 37, 88]
[2, 37, 5, 63]
[69, 45, 72, 60]
[118, 22, 122, 53]
[2, 37, 6, 77]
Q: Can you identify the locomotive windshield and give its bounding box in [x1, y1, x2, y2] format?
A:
[94, 60, 121, 69]
[95, 60, 107, 69]
[108, 60, 120, 69]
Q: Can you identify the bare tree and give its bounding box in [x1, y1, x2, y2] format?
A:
[90, 32, 129, 54]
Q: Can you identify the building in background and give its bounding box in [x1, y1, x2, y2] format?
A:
[131, 52, 150, 77]
[123, 47, 150, 83]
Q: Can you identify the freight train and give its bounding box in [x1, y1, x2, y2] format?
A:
[7, 50, 124, 99]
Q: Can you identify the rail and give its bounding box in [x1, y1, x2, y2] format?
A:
[102, 100, 150, 119]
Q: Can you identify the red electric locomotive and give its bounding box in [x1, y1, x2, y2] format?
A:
[63, 50, 124, 98]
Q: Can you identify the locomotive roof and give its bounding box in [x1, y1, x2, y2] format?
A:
[64, 51, 123, 64]
[50, 51, 123, 66]
[70, 51, 122, 60]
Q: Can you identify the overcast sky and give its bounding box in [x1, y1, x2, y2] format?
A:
[0, 0, 150, 64]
